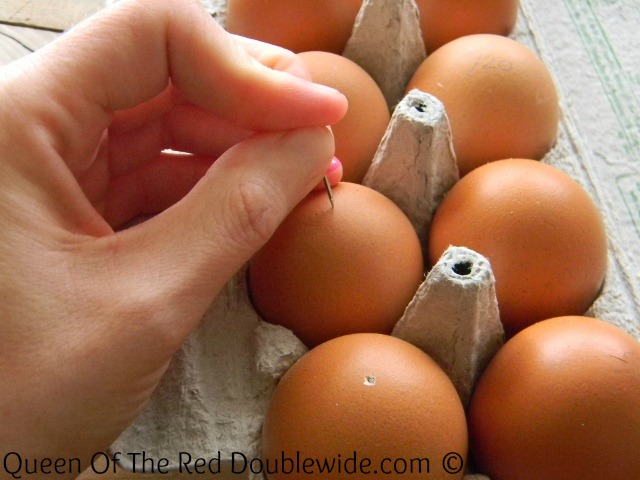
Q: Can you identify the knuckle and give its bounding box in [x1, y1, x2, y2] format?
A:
[226, 180, 285, 250]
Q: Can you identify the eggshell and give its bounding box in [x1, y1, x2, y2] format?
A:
[261, 333, 468, 479]
[225, 0, 363, 54]
[428, 159, 608, 337]
[248, 182, 424, 348]
[468, 316, 640, 480]
[406, 34, 559, 176]
[414, 0, 519, 54]
[297, 51, 391, 183]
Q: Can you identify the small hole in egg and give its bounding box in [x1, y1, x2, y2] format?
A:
[452, 261, 473, 276]
[364, 375, 376, 386]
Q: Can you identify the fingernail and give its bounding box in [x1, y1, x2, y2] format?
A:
[310, 82, 346, 98]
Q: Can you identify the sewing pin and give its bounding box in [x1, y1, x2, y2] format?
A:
[322, 175, 334, 209]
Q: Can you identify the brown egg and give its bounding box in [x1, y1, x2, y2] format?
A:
[225, 0, 363, 54]
[468, 316, 640, 480]
[262, 333, 468, 479]
[406, 34, 559, 176]
[414, 0, 519, 54]
[297, 51, 390, 183]
[248, 183, 424, 348]
[428, 159, 608, 337]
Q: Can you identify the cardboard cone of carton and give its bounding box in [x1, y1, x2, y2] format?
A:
[363, 89, 458, 255]
[392, 246, 504, 408]
[343, 0, 426, 108]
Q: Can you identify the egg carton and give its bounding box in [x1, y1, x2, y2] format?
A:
[111, 0, 639, 478]
[113, 88, 501, 479]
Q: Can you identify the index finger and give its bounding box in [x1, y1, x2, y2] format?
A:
[5, 0, 347, 172]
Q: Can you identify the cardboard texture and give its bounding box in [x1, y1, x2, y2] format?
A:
[392, 245, 503, 409]
[342, 0, 425, 108]
[362, 89, 458, 254]
[113, 265, 308, 475]
[100, 0, 639, 478]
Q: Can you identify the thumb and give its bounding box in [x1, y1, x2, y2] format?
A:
[106, 127, 334, 346]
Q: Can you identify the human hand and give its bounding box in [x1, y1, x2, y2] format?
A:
[0, 0, 346, 474]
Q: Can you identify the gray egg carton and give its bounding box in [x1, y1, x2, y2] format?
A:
[111, 0, 639, 478]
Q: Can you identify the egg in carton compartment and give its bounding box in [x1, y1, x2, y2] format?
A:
[110, 0, 638, 478]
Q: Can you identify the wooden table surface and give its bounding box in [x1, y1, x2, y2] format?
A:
[0, 0, 104, 65]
